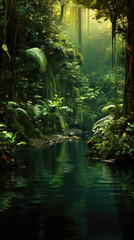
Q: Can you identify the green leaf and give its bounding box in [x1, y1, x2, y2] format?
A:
[42, 109, 49, 116]
[102, 105, 116, 112]
[92, 115, 114, 132]
[2, 44, 8, 51]
[26, 47, 47, 72]
[7, 101, 20, 109]
[3, 132, 13, 139]
[118, 104, 123, 108]
[60, 106, 73, 112]
[12, 130, 20, 141]
[0, 123, 6, 128]
[2, 44, 11, 60]
[14, 108, 28, 117]
[16, 141, 27, 146]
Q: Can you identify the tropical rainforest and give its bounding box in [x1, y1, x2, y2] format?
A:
[0, 0, 134, 166]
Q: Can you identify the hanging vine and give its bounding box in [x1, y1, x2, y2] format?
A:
[1, 0, 19, 101]
[114, 27, 118, 121]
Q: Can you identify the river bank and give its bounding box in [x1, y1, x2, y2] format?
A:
[28, 134, 81, 149]
[0, 133, 81, 170]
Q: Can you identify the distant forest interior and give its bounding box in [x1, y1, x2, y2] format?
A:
[0, 0, 134, 164]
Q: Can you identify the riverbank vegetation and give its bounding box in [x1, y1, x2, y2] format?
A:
[82, 0, 134, 162]
[0, 0, 134, 165]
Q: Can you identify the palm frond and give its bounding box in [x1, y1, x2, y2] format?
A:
[26, 47, 47, 72]
[14, 108, 28, 117]
[7, 101, 20, 109]
[92, 115, 114, 132]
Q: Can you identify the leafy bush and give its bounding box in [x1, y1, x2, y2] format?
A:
[0, 123, 27, 167]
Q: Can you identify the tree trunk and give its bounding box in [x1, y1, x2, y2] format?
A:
[78, 7, 82, 53]
[59, 2, 65, 23]
[1, 0, 19, 101]
[114, 31, 118, 121]
[123, 0, 134, 116]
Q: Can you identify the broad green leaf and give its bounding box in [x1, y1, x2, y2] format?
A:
[26, 47, 47, 72]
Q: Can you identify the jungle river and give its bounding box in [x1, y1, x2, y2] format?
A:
[0, 138, 134, 240]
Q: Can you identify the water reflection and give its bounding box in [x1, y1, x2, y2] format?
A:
[110, 167, 134, 240]
[0, 141, 134, 239]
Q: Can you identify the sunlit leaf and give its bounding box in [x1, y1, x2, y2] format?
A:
[60, 106, 73, 112]
[102, 105, 116, 112]
[26, 47, 47, 72]
[7, 101, 20, 109]
[14, 108, 28, 117]
[2, 44, 11, 60]
[92, 115, 114, 132]
[16, 141, 27, 146]
[2, 131, 13, 139]
[0, 123, 6, 128]
[2, 44, 8, 51]
[42, 109, 49, 116]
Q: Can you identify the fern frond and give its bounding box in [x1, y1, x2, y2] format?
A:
[7, 101, 20, 109]
[14, 108, 28, 117]
[26, 47, 47, 72]
[92, 115, 114, 132]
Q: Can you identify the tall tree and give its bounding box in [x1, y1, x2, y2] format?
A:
[78, 7, 82, 53]
[59, 0, 65, 23]
[123, 0, 134, 116]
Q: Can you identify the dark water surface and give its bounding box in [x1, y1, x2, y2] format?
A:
[0, 139, 134, 240]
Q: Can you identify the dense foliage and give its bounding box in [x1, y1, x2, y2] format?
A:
[75, 0, 134, 161]
[0, 0, 134, 164]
